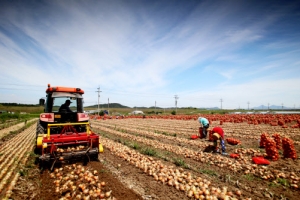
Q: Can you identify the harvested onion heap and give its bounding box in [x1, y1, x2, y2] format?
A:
[50, 164, 113, 200]
[282, 138, 297, 159]
[226, 138, 241, 145]
[265, 137, 279, 161]
[259, 133, 269, 148]
[57, 145, 86, 153]
[272, 133, 282, 150]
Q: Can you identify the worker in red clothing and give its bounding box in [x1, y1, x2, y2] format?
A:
[211, 127, 228, 155]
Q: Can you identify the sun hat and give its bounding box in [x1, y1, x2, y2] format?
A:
[65, 100, 72, 104]
[212, 133, 221, 140]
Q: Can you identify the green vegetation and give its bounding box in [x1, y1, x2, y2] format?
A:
[18, 151, 38, 177]
[277, 178, 290, 187]
[199, 169, 218, 176]
[0, 103, 44, 114]
[0, 113, 36, 123]
[141, 147, 157, 156]
[242, 173, 256, 181]
[173, 158, 190, 169]
[132, 142, 141, 150]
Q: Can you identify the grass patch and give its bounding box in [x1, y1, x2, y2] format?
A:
[141, 147, 157, 156]
[199, 169, 218, 176]
[19, 169, 28, 177]
[116, 138, 123, 143]
[268, 182, 279, 188]
[173, 158, 189, 169]
[242, 173, 256, 181]
[277, 178, 290, 187]
[132, 142, 140, 150]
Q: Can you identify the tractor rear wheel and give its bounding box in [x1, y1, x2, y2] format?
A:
[34, 121, 45, 155]
[36, 120, 45, 137]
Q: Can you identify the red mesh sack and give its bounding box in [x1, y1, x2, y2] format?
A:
[252, 157, 270, 165]
[199, 127, 204, 139]
[191, 135, 199, 140]
[259, 133, 269, 148]
[208, 130, 214, 141]
[226, 138, 241, 145]
[230, 154, 240, 159]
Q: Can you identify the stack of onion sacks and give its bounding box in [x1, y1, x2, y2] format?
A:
[272, 133, 282, 150]
[282, 138, 297, 159]
[259, 133, 269, 148]
[265, 137, 279, 161]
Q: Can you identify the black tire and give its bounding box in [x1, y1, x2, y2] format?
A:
[35, 120, 45, 155]
[36, 120, 45, 138]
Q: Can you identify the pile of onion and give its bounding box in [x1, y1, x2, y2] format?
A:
[50, 164, 113, 199]
[282, 138, 297, 159]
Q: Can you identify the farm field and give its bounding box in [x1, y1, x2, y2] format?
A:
[0, 114, 299, 200]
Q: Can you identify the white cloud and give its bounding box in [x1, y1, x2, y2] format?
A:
[0, 0, 299, 108]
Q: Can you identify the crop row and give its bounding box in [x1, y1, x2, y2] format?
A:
[92, 119, 299, 189]
[100, 137, 248, 200]
[0, 124, 36, 199]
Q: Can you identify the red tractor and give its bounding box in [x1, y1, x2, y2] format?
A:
[35, 84, 100, 169]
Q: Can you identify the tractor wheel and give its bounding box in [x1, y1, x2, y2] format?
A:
[36, 120, 45, 138]
[35, 121, 45, 155]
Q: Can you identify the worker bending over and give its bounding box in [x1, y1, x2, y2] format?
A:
[198, 117, 209, 139]
[211, 126, 228, 155]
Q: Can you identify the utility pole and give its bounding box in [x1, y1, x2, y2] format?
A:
[155, 101, 156, 114]
[95, 86, 102, 116]
[174, 95, 179, 113]
[108, 98, 109, 114]
[220, 99, 223, 110]
[247, 102, 250, 110]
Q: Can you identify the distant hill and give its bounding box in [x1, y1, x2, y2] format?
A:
[251, 105, 296, 110]
[148, 106, 163, 109]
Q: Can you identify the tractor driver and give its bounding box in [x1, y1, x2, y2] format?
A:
[59, 100, 73, 112]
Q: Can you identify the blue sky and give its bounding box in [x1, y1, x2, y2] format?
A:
[0, 0, 300, 109]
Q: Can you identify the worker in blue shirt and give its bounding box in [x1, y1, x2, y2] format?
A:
[198, 117, 209, 139]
